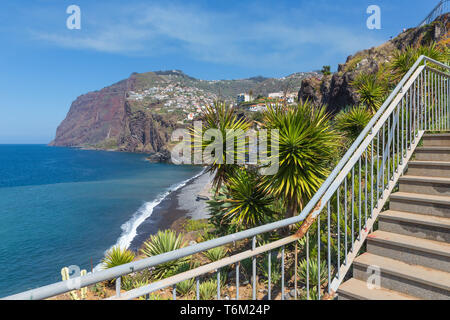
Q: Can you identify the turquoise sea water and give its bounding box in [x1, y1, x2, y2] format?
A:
[0, 145, 202, 297]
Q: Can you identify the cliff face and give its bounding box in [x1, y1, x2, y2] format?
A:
[50, 69, 315, 155]
[299, 13, 449, 114]
[117, 102, 176, 153]
[50, 80, 129, 147]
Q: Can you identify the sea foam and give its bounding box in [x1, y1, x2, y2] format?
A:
[95, 168, 205, 271]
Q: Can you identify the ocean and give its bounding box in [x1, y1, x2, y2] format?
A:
[0, 144, 203, 297]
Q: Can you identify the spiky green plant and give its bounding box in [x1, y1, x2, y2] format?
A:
[262, 102, 339, 218]
[220, 168, 274, 228]
[334, 105, 372, 143]
[199, 280, 218, 300]
[297, 259, 328, 287]
[300, 286, 320, 300]
[102, 246, 135, 269]
[191, 102, 251, 192]
[176, 279, 194, 297]
[141, 230, 188, 280]
[351, 73, 387, 113]
[203, 246, 228, 262]
[258, 253, 282, 285]
[390, 44, 447, 82]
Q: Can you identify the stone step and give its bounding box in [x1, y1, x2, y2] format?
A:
[353, 253, 450, 300]
[423, 133, 450, 147]
[389, 192, 450, 218]
[407, 161, 450, 178]
[379, 210, 450, 242]
[414, 147, 450, 161]
[338, 278, 418, 300]
[399, 175, 450, 196]
[367, 230, 450, 273]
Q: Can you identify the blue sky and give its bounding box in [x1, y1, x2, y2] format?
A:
[0, 0, 440, 143]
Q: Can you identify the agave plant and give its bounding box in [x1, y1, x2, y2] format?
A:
[191, 102, 251, 192]
[176, 278, 194, 297]
[141, 230, 188, 280]
[203, 246, 228, 262]
[102, 246, 135, 269]
[297, 258, 329, 287]
[199, 280, 218, 300]
[258, 252, 282, 285]
[334, 105, 372, 143]
[300, 286, 320, 300]
[262, 102, 339, 218]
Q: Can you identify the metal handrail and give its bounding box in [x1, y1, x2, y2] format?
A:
[3, 56, 450, 300]
[418, 0, 449, 27]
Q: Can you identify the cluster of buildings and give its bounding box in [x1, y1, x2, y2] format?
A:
[236, 91, 298, 111]
[127, 84, 216, 121]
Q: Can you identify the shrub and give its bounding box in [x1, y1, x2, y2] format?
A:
[297, 259, 328, 287]
[258, 253, 282, 285]
[102, 246, 135, 269]
[351, 73, 387, 113]
[141, 230, 188, 280]
[202, 246, 228, 262]
[176, 279, 194, 297]
[334, 105, 372, 143]
[199, 280, 218, 300]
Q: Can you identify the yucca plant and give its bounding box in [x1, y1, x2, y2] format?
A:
[220, 168, 275, 229]
[351, 73, 387, 113]
[141, 230, 188, 280]
[203, 246, 228, 262]
[191, 102, 251, 192]
[102, 246, 135, 269]
[297, 258, 329, 287]
[334, 105, 372, 143]
[199, 280, 218, 300]
[262, 102, 339, 218]
[390, 44, 447, 82]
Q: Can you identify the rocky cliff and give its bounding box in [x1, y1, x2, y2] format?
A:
[50, 70, 316, 155]
[298, 13, 449, 114]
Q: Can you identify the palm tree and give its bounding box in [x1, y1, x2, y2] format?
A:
[262, 102, 339, 219]
[192, 102, 250, 193]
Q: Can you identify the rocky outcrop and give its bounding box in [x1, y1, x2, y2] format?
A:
[299, 13, 449, 114]
[117, 102, 176, 153]
[49, 79, 129, 147]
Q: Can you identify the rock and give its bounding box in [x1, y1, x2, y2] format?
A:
[188, 240, 197, 246]
[298, 13, 450, 115]
[147, 149, 171, 163]
[289, 289, 300, 298]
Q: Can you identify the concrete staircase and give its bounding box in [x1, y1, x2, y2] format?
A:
[338, 133, 450, 300]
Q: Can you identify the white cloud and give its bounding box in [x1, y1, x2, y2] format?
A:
[31, 2, 385, 69]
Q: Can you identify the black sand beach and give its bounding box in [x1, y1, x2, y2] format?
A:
[129, 171, 213, 251]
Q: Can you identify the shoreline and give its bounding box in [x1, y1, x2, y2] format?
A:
[129, 170, 213, 252]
